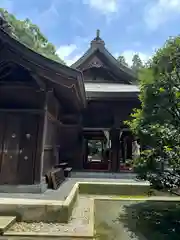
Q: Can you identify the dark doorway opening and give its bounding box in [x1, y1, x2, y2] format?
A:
[83, 130, 111, 171]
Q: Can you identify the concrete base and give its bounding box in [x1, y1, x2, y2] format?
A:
[0, 179, 47, 194]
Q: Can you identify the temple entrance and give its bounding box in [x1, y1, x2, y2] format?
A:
[0, 112, 38, 185]
[83, 128, 134, 172]
[83, 129, 111, 171]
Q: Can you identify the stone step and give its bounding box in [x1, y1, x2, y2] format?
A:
[0, 216, 16, 234]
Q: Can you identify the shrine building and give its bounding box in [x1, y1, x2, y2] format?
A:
[0, 17, 140, 192]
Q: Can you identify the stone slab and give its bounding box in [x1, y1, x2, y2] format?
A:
[0, 216, 16, 233]
[0, 180, 47, 194]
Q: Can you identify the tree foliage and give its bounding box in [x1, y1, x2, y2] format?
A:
[117, 55, 128, 66]
[127, 36, 180, 188]
[0, 8, 65, 64]
[117, 53, 144, 74]
[131, 53, 143, 73]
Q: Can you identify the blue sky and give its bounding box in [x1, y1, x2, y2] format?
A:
[1, 0, 180, 66]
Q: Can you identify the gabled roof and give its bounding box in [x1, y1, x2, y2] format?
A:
[71, 30, 136, 84]
[0, 19, 86, 110]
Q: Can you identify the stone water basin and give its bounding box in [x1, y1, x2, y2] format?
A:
[94, 198, 180, 240]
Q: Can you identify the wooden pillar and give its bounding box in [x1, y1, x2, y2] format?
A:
[120, 130, 133, 163]
[110, 128, 120, 172]
[74, 126, 84, 170]
[34, 93, 48, 184]
[126, 135, 133, 160]
[83, 139, 88, 168]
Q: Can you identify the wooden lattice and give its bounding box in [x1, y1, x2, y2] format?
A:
[50, 168, 65, 190]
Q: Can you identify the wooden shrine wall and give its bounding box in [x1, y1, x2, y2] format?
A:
[0, 87, 45, 109]
[83, 99, 140, 128]
[59, 125, 84, 169]
[0, 112, 40, 185]
[0, 84, 47, 185]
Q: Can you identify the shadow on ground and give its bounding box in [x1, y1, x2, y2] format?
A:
[94, 200, 180, 240]
[118, 201, 180, 240]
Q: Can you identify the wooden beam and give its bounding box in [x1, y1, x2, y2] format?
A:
[47, 112, 62, 127]
[34, 92, 48, 183]
[30, 72, 46, 91]
[0, 83, 37, 88]
[0, 108, 44, 114]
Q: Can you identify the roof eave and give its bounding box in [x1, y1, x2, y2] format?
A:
[0, 27, 87, 110]
[0, 27, 82, 80]
[86, 91, 140, 99]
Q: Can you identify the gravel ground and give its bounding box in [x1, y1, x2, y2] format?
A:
[8, 196, 92, 234]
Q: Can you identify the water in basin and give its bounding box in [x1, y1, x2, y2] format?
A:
[94, 199, 180, 240]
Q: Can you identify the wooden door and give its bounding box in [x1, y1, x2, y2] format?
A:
[17, 114, 38, 185]
[0, 113, 39, 185]
[0, 113, 21, 184]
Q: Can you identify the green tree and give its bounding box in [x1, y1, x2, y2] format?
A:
[127, 36, 180, 184]
[0, 8, 65, 64]
[131, 54, 143, 72]
[117, 55, 128, 66]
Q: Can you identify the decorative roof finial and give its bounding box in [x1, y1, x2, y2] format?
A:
[96, 29, 100, 38]
[91, 29, 105, 48]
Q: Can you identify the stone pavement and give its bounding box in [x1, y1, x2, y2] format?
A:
[71, 171, 137, 179]
[0, 172, 142, 201]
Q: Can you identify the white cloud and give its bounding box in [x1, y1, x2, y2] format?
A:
[56, 44, 83, 66]
[113, 52, 119, 59]
[65, 54, 83, 66]
[56, 44, 77, 59]
[116, 50, 150, 66]
[145, 0, 180, 30]
[83, 0, 119, 14]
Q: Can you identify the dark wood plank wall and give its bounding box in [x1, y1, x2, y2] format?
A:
[59, 125, 84, 169]
[0, 86, 47, 185]
[0, 87, 45, 109]
[83, 100, 140, 128]
[0, 112, 40, 185]
[17, 114, 39, 184]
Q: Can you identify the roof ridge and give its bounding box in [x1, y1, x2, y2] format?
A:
[103, 47, 135, 74]
[0, 26, 83, 78]
[71, 47, 94, 68]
